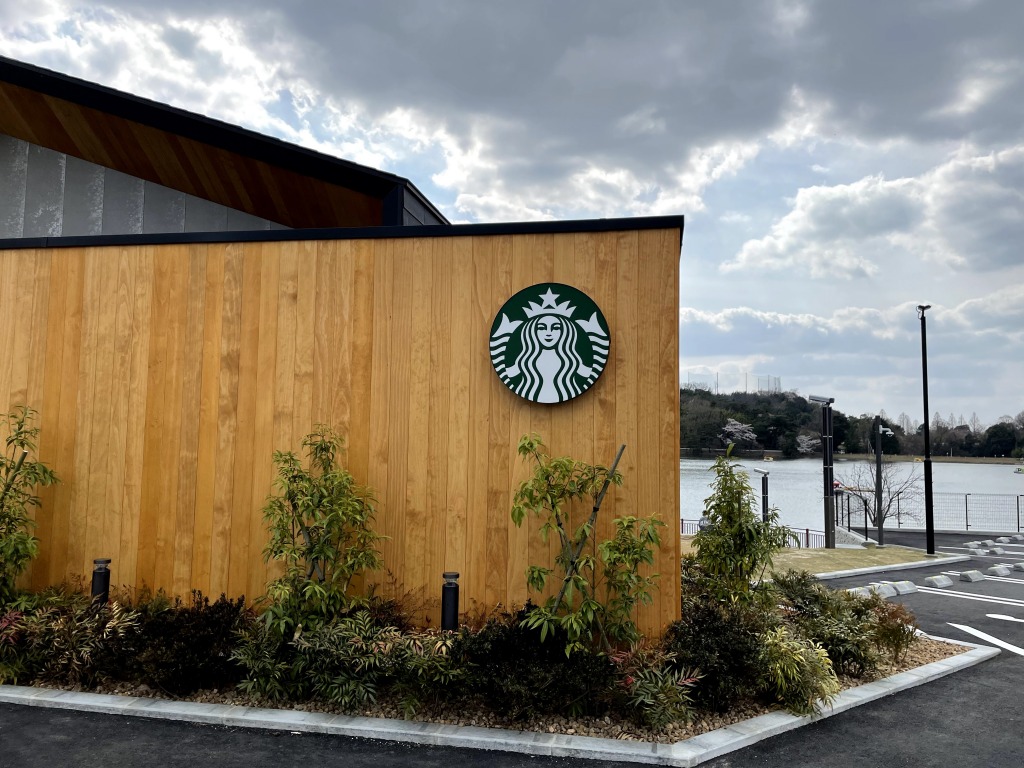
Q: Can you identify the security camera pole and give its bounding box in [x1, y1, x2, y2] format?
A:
[809, 395, 835, 548]
[874, 415, 894, 546]
[752, 468, 769, 523]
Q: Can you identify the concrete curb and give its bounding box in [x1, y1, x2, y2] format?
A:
[0, 636, 998, 767]
[814, 554, 971, 581]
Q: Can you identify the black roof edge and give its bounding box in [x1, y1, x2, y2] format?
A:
[0, 54, 445, 211]
[0, 215, 684, 251]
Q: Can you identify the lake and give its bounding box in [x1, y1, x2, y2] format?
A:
[680, 458, 1024, 532]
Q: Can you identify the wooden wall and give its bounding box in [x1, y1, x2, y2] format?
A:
[0, 228, 681, 632]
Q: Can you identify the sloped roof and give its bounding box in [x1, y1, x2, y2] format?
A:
[0, 55, 447, 228]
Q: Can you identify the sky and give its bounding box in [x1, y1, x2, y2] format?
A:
[2, 0, 1022, 429]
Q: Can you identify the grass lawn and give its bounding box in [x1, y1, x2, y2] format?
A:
[680, 536, 953, 577]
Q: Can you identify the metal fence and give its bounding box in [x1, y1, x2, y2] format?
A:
[680, 520, 825, 548]
[836, 492, 1024, 533]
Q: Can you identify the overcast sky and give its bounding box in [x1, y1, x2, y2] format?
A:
[3, 0, 1022, 429]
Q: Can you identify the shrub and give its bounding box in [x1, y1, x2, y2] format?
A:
[692, 450, 791, 604]
[773, 570, 879, 677]
[0, 608, 29, 683]
[663, 598, 768, 712]
[112, 591, 253, 695]
[0, 407, 59, 604]
[866, 594, 918, 664]
[757, 625, 840, 715]
[260, 425, 385, 639]
[452, 605, 616, 720]
[611, 641, 699, 729]
[21, 594, 138, 687]
[511, 434, 662, 651]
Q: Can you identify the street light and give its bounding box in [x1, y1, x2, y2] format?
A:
[918, 305, 935, 554]
[752, 468, 769, 522]
[809, 394, 836, 548]
[874, 416, 894, 546]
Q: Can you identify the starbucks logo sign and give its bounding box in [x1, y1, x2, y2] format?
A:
[490, 283, 610, 404]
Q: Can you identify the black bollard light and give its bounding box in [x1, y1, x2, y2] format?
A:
[91, 558, 111, 605]
[441, 571, 459, 630]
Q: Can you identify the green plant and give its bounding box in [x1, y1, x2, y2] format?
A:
[511, 434, 662, 652]
[22, 596, 139, 687]
[112, 591, 253, 695]
[758, 625, 840, 715]
[866, 593, 918, 664]
[692, 448, 792, 604]
[452, 605, 616, 720]
[663, 597, 768, 712]
[0, 407, 59, 604]
[611, 641, 699, 729]
[773, 570, 880, 677]
[232, 621, 292, 701]
[599, 515, 664, 645]
[0, 609, 29, 683]
[260, 425, 385, 639]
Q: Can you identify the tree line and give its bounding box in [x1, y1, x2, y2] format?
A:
[680, 387, 1024, 459]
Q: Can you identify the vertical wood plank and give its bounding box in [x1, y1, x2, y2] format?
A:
[191, 248, 224, 597]
[444, 238, 472, 605]
[48, 250, 84, 585]
[405, 238, 432, 616]
[366, 240, 393, 594]
[464, 237, 491, 613]
[385, 239, 413, 597]
[171, 245, 209, 596]
[485, 235, 512, 608]
[32, 251, 67, 587]
[348, 239, 375, 486]
[210, 244, 243, 597]
[226, 243, 262, 598]
[425, 237, 451, 624]
[247, 244, 279, 602]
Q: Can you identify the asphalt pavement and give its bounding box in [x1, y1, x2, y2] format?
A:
[3, 533, 1023, 768]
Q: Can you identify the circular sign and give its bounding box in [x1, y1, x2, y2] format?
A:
[490, 283, 610, 404]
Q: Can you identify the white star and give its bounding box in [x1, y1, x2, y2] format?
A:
[538, 287, 559, 307]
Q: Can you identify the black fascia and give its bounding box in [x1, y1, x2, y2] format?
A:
[0, 215, 685, 251]
[0, 54, 448, 221]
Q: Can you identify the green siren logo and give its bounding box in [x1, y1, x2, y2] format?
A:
[490, 283, 609, 404]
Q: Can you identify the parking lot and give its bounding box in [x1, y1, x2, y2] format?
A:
[826, 531, 1024, 659]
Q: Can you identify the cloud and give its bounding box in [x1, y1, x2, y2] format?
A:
[725, 144, 1024, 278]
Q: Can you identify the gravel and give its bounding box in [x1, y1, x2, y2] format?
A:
[41, 635, 971, 745]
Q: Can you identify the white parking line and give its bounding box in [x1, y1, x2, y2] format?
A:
[917, 586, 1024, 607]
[947, 623, 1024, 656]
[986, 614, 1024, 624]
[942, 571, 1024, 585]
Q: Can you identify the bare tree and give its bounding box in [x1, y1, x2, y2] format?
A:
[969, 412, 984, 434]
[835, 461, 922, 543]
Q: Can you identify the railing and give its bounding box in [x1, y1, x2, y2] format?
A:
[680, 519, 825, 548]
[836, 492, 1024, 533]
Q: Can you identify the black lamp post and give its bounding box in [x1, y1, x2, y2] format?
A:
[809, 395, 836, 548]
[918, 305, 935, 554]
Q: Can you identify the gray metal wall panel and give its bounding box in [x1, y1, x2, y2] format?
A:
[184, 195, 228, 232]
[403, 209, 421, 226]
[0, 134, 28, 239]
[143, 182, 186, 234]
[23, 144, 66, 237]
[226, 208, 272, 231]
[62, 156, 104, 236]
[403, 191, 443, 226]
[101, 169, 144, 235]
